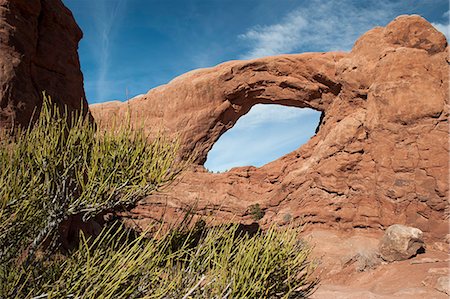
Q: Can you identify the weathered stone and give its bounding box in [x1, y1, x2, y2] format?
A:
[0, 0, 89, 130]
[379, 224, 425, 262]
[341, 249, 381, 272]
[428, 268, 449, 275]
[91, 15, 449, 238]
[435, 276, 449, 295]
[445, 234, 450, 244]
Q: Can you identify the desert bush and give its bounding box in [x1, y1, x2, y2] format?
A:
[3, 222, 318, 298]
[0, 95, 318, 298]
[0, 95, 183, 291]
[249, 203, 265, 221]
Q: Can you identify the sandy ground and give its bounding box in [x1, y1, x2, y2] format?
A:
[302, 229, 449, 299]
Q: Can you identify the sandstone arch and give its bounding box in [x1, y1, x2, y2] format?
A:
[91, 15, 449, 239]
[92, 52, 344, 164]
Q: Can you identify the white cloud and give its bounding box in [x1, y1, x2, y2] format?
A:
[432, 22, 450, 39]
[432, 10, 450, 40]
[239, 0, 400, 59]
[239, 13, 308, 59]
[204, 105, 321, 172]
[235, 104, 318, 129]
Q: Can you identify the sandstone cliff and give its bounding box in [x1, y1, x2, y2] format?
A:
[0, 0, 88, 129]
[91, 15, 449, 238]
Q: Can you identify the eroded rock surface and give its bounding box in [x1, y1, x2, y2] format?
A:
[0, 0, 88, 130]
[435, 276, 449, 295]
[91, 15, 449, 239]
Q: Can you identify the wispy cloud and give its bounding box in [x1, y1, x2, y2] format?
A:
[92, 0, 127, 101]
[238, 13, 308, 59]
[239, 0, 400, 59]
[431, 10, 450, 40]
[432, 22, 450, 39]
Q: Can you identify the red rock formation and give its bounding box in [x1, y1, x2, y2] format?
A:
[0, 0, 88, 130]
[91, 15, 449, 239]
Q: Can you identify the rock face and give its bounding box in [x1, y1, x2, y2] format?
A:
[379, 224, 425, 262]
[91, 15, 449, 239]
[0, 0, 88, 130]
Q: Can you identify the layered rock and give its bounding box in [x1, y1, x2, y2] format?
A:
[0, 0, 88, 130]
[91, 15, 449, 239]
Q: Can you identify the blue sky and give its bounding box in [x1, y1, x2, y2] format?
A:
[63, 0, 448, 171]
[204, 105, 321, 171]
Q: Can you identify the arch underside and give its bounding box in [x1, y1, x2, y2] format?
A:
[187, 56, 343, 164]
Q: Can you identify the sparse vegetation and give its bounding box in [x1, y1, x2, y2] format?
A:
[0, 96, 318, 298]
[249, 203, 265, 221]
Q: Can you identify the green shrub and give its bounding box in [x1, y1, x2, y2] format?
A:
[3, 222, 318, 298]
[249, 203, 265, 221]
[0, 95, 318, 298]
[0, 95, 183, 277]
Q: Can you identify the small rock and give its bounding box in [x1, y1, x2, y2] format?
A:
[410, 257, 441, 264]
[430, 242, 449, 252]
[379, 224, 425, 262]
[428, 268, 449, 275]
[444, 234, 450, 244]
[435, 276, 449, 295]
[341, 249, 381, 272]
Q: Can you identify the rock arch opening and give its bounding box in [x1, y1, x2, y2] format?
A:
[204, 104, 322, 172]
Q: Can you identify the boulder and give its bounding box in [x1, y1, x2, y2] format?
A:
[91, 15, 449, 238]
[379, 224, 425, 262]
[0, 0, 89, 130]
